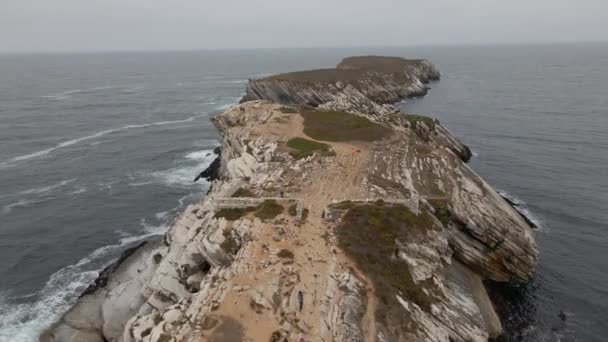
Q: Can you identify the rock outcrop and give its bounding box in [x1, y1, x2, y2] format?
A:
[42, 57, 537, 342]
[242, 56, 439, 115]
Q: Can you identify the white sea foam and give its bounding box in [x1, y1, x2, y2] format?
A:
[155, 211, 169, 220]
[0, 217, 170, 341]
[0, 115, 206, 169]
[68, 187, 87, 196]
[185, 150, 214, 161]
[216, 103, 235, 110]
[150, 148, 217, 188]
[19, 178, 77, 195]
[40, 89, 83, 100]
[0, 269, 99, 342]
[2, 198, 48, 214]
[214, 96, 242, 111]
[498, 190, 544, 229]
[0, 179, 78, 200]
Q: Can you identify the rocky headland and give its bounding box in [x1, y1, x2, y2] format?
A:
[42, 56, 538, 342]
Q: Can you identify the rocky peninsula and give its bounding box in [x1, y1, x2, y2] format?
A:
[42, 56, 538, 342]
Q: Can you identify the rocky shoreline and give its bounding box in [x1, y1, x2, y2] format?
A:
[42, 56, 537, 342]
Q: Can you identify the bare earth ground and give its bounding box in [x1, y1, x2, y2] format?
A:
[200, 104, 378, 341]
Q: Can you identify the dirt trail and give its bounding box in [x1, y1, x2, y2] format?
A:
[202, 104, 378, 341]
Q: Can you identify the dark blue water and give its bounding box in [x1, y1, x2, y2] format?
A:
[0, 45, 606, 341]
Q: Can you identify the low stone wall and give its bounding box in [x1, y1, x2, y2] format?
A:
[211, 197, 298, 210]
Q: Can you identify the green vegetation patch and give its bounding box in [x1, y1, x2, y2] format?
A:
[286, 137, 334, 159]
[332, 200, 356, 210]
[301, 208, 309, 221]
[278, 106, 298, 114]
[232, 188, 256, 198]
[335, 202, 440, 337]
[337, 56, 424, 73]
[268, 57, 425, 84]
[215, 200, 284, 222]
[220, 229, 240, 255]
[301, 110, 390, 142]
[277, 249, 294, 259]
[214, 207, 256, 221]
[254, 200, 284, 220]
[427, 199, 452, 227]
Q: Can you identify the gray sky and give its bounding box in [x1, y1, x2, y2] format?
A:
[1, 0, 607, 53]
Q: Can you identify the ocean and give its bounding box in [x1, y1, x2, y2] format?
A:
[0, 44, 606, 341]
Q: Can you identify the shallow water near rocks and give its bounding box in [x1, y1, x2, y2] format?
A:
[0, 44, 606, 341]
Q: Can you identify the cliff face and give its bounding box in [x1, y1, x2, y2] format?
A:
[43, 57, 537, 342]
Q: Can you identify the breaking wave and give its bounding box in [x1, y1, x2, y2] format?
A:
[0, 218, 169, 342]
[149, 148, 217, 188]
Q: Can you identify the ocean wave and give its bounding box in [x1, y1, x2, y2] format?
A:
[177, 192, 200, 207]
[213, 96, 242, 111]
[185, 150, 215, 161]
[148, 148, 217, 188]
[199, 79, 247, 84]
[41, 85, 143, 99]
[216, 103, 235, 111]
[67, 187, 87, 196]
[0, 269, 99, 342]
[0, 179, 78, 200]
[19, 178, 77, 195]
[2, 198, 50, 214]
[498, 190, 544, 229]
[0, 115, 207, 169]
[0, 217, 170, 341]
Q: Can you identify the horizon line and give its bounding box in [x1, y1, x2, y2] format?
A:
[1, 40, 607, 56]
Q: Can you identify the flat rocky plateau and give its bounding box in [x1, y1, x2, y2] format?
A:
[43, 56, 537, 342]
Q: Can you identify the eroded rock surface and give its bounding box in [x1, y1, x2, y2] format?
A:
[43, 58, 537, 342]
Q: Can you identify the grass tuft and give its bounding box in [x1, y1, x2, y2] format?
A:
[220, 229, 239, 255]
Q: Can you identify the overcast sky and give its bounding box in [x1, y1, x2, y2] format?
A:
[1, 0, 607, 53]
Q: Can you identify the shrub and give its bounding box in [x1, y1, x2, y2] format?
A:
[277, 249, 294, 259]
[254, 200, 283, 220]
[220, 229, 239, 255]
[214, 207, 256, 221]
